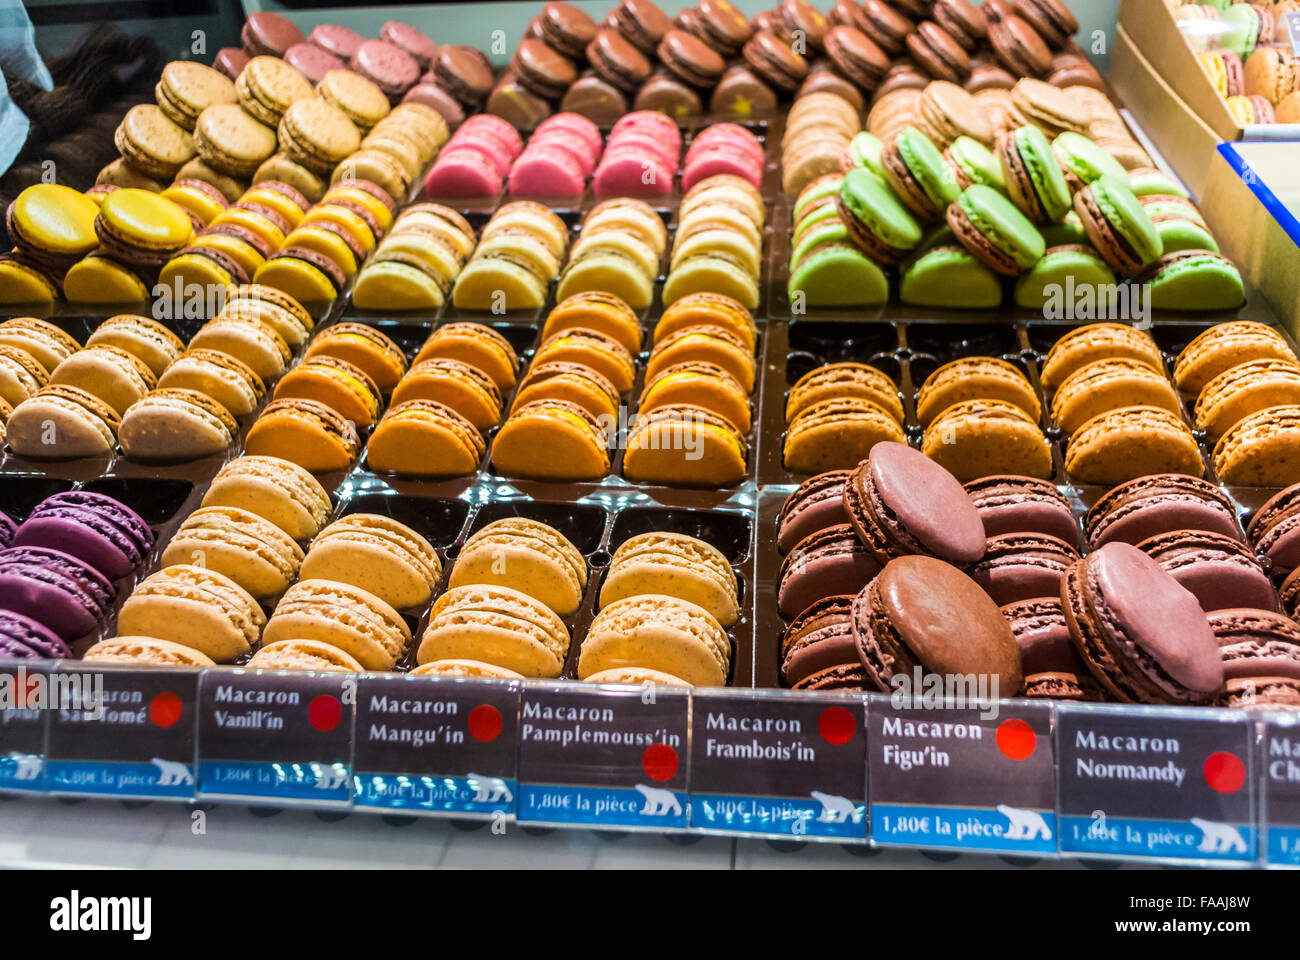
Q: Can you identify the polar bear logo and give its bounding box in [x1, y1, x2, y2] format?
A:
[150, 757, 194, 786]
[998, 804, 1052, 841]
[313, 764, 348, 790]
[810, 791, 862, 823]
[5, 751, 41, 781]
[1190, 818, 1247, 854]
[633, 783, 682, 816]
[467, 773, 513, 804]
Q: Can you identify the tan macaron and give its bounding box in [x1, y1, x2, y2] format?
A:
[599, 532, 739, 627]
[300, 512, 442, 610]
[417, 584, 570, 677]
[449, 518, 587, 617]
[578, 594, 730, 687]
[263, 578, 411, 670]
[247, 638, 363, 672]
[161, 505, 304, 599]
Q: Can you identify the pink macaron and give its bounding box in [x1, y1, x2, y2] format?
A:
[687, 123, 763, 166]
[379, 21, 438, 69]
[593, 148, 672, 196]
[529, 130, 598, 175]
[611, 110, 681, 151]
[283, 42, 345, 84]
[424, 149, 504, 197]
[534, 112, 603, 157]
[460, 115, 525, 158]
[443, 131, 514, 176]
[604, 130, 678, 173]
[308, 24, 364, 61]
[508, 144, 587, 197]
[683, 144, 762, 191]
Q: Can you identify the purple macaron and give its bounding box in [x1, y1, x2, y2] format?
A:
[777, 470, 852, 555]
[1086, 474, 1242, 548]
[964, 475, 1081, 548]
[14, 491, 154, 580]
[778, 523, 882, 621]
[0, 609, 71, 659]
[971, 533, 1080, 607]
[0, 546, 113, 641]
[0, 510, 15, 548]
[1137, 529, 1276, 614]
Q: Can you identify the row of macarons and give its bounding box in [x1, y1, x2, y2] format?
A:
[787, 117, 1243, 311]
[771, 439, 1299, 709]
[1182, 3, 1300, 122]
[42, 452, 739, 685]
[425, 111, 764, 200]
[777, 320, 1300, 489]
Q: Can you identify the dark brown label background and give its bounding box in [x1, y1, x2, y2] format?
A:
[198, 671, 352, 764]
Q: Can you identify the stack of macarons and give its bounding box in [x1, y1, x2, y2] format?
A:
[62, 188, 196, 303]
[578, 530, 738, 686]
[782, 92, 860, 195]
[507, 112, 603, 198]
[555, 198, 664, 310]
[0, 490, 155, 657]
[663, 173, 765, 309]
[625, 293, 757, 488]
[425, 114, 525, 197]
[1244, 45, 1300, 122]
[593, 111, 680, 197]
[1037, 323, 1203, 487]
[0, 185, 104, 304]
[491, 293, 642, 482]
[367, 322, 518, 478]
[405, 44, 497, 130]
[917, 355, 1053, 482]
[452, 202, 570, 311]
[417, 517, 584, 677]
[352, 203, 477, 310]
[681, 122, 764, 192]
[783, 361, 905, 474]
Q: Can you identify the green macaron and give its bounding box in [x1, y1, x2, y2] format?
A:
[838, 167, 923, 263]
[1079, 175, 1164, 275]
[1137, 251, 1244, 312]
[1014, 245, 1117, 309]
[1052, 132, 1128, 187]
[789, 242, 890, 308]
[794, 175, 845, 224]
[901, 245, 1004, 309]
[791, 217, 851, 269]
[1041, 211, 1090, 247]
[1128, 169, 1189, 199]
[1152, 216, 1220, 255]
[885, 126, 962, 221]
[945, 136, 1006, 193]
[948, 184, 1046, 276]
[844, 132, 887, 182]
[1003, 125, 1072, 223]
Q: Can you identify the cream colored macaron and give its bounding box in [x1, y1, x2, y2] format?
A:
[247, 638, 363, 672]
[160, 505, 303, 599]
[579, 594, 730, 687]
[263, 578, 410, 670]
[449, 517, 587, 617]
[417, 584, 570, 677]
[409, 659, 525, 679]
[83, 636, 216, 667]
[300, 512, 442, 610]
[584, 667, 692, 686]
[599, 532, 739, 626]
[201, 455, 332, 540]
[116, 565, 265, 662]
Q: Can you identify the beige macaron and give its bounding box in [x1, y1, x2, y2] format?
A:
[409, 659, 525, 679]
[247, 639, 363, 672]
[83, 636, 216, 667]
[449, 517, 588, 617]
[417, 584, 570, 677]
[263, 578, 411, 670]
[300, 512, 442, 610]
[161, 505, 304, 599]
[117, 565, 266, 662]
[202, 455, 332, 540]
[188, 315, 291, 381]
[158, 348, 266, 417]
[599, 532, 739, 626]
[49, 344, 157, 415]
[584, 666, 692, 686]
[118, 387, 238, 461]
[579, 594, 730, 686]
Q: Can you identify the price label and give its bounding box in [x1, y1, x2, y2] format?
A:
[352, 674, 519, 817]
[868, 695, 1056, 855]
[517, 683, 689, 829]
[1057, 703, 1257, 863]
[197, 670, 354, 805]
[689, 690, 866, 840]
[1260, 714, 1300, 866]
[46, 666, 198, 800]
[0, 662, 50, 793]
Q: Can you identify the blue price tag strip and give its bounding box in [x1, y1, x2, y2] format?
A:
[1059, 815, 1256, 862]
[691, 792, 866, 839]
[199, 760, 352, 803]
[872, 803, 1057, 854]
[47, 760, 195, 799]
[353, 774, 515, 816]
[521, 784, 687, 829]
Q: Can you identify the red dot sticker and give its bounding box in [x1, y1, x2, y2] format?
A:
[818, 706, 856, 745]
[1203, 751, 1246, 794]
[642, 743, 678, 782]
[308, 695, 341, 732]
[996, 718, 1036, 760]
[468, 704, 503, 742]
[150, 691, 182, 728]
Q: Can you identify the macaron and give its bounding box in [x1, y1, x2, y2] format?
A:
[85, 315, 184, 378]
[1087, 474, 1242, 549]
[0, 344, 51, 409]
[235, 55, 314, 127]
[417, 584, 569, 677]
[118, 387, 238, 462]
[784, 397, 907, 475]
[273, 355, 383, 428]
[1050, 357, 1181, 434]
[264, 578, 410, 670]
[113, 104, 196, 180]
[654, 292, 757, 354]
[1210, 609, 1300, 691]
[246, 638, 363, 672]
[156, 61, 238, 131]
[1001, 597, 1101, 701]
[413, 323, 518, 392]
[779, 523, 881, 622]
[1137, 528, 1275, 614]
[777, 470, 853, 555]
[49, 345, 157, 416]
[646, 324, 754, 393]
[1039, 322, 1163, 395]
[244, 397, 361, 473]
[6, 385, 121, 459]
[1013, 244, 1117, 308]
[492, 399, 612, 482]
[836, 167, 922, 264]
[600, 531, 739, 627]
[971, 532, 1079, 606]
[83, 636, 215, 668]
[1174, 321, 1295, 397]
[1213, 404, 1300, 486]
[0, 546, 113, 641]
[117, 564, 265, 662]
[579, 594, 729, 686]
[193, 103, 278, 178]
[916, 357, 1040, 427]
[947, 183, 1046, 276]
[882, 126, 962, 223]
[0, 317, 81, 374]
[780, 596, 864, 690]
[317, 69, 392, 131]
[411, 659, 526, 680]
[391, 357, 502, 431]
[639, 361, 749, 433]
[1072, 174, 1163, 276]
[852, 555, 1022, 694]
[1066, 405, 1203, 486]
[998, 124, 1072, 223]
[532, 328, 636, 395]
[188, 315, 291, 382]
[541, 292, 643, 358]
[1138, 251, 1245, 312]
[1062, 541, 1223, 704]
[161, 506, 304, 599]
[514, 361, 620, 424]
[202, 454, 332, 541]
[13, 491, 154, 581]
[623, 403, 748, 487]
[923, 399, 1053, 482]
[301, 511, 442, 611]
[1194, 358, 1300, 442]
[965, 475, 1081, 547]
[366, 399, 485, 478]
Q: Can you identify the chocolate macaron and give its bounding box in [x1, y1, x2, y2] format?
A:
[965, 475, 1081, 547]
[1086, 474, 1242, 548]
[1135, 529, 1276, 613]
[777, 469, 852, 554]
[1002, 597, 1102, 700]
[971, 532, 1079, 606]
[779, 524, 882, 621]
[781, 595, 865, 690]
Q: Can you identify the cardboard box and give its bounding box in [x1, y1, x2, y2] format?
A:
[1117, 0, 1300, 142]
[1110, 23, 1222, 198]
